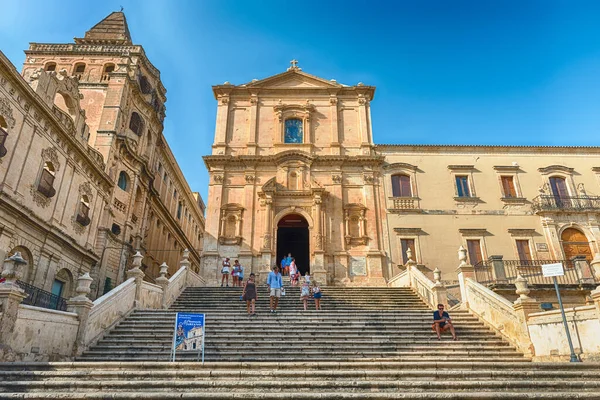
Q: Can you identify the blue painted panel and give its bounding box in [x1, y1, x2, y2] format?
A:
[284, 119, 303, 143]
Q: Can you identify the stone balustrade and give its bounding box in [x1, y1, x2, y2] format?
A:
[0, 248, 205, 361]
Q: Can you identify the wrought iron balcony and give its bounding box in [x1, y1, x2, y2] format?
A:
[17, 280, 68, 311]
[474, 257, 596, 286]
[532, 195, 600, 213]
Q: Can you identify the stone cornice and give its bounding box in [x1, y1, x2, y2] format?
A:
[538, 165, 574, 175]
[507, 228, 539, 237]
[376, 144, 600, 154]
[383, 162, 418, 172]
[493, 165, 521, 172]
[203, 154, 385, 169]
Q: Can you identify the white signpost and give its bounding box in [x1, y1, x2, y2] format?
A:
[541, 262, 579, 362]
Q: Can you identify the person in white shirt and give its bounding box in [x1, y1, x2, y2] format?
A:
[221, 258, 231, 287]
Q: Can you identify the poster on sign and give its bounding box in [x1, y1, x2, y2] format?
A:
[541, 263, 565, 278]
[171, 313, 205, 363]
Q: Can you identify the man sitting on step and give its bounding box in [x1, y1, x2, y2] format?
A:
[432, 304, 457, 341]
[267, 265, 283, 313]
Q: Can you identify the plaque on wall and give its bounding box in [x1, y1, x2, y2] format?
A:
[536, 243, 549, 252]
[350, 256, 367, 276]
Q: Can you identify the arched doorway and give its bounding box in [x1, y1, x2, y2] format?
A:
[277, 214, 310, 275]
[561, 228, 592, 267]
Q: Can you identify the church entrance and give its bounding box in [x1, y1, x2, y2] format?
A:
[277, 214, 310, 275]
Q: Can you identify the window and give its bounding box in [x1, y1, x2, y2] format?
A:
[391, 174, 412, 197]
[45, 62, 56, 72]
[177, 202, 182, 220]
[466, 239, 483, 265]
[455, 176, 471, 197]
[76, 195, 91, 226]
[284, 119, 303, 143]
[173, 189, 177, 199]
[37, 162, 57, 198]
[104, 64, 115, 74]
[163, 171, 167, 182]
[117, 171, 129, 191]
[501, 176, 517, 198]
[139, 75, 153, 94]
[0, 117, 8, 158]
[129, 112, 145, 136]
[549, 176, 569, 198]
[400, 238, 416, 264]
[73, 63, 85, 78]
[111, 223, 121, 236]
[516, 240, 532, 264]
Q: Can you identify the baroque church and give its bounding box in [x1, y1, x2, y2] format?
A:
[203, 61, 600, 286]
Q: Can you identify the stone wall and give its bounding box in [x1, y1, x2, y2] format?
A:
[4, 305, 79, 361]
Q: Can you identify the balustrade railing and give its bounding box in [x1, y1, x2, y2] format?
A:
[387, 197, 420, 212]
[532, 195, 600, 213]
[474, 258, 596, 286]
[17, 280, 68, 311]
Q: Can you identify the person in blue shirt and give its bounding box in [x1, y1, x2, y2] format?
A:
[432, 304, 457, 340]
[281, 253, 292, 276]
[266, 265, 283, 313]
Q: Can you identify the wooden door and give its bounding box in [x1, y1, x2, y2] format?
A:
[561, 228, 592, 267]
[549, 177, 569, 207]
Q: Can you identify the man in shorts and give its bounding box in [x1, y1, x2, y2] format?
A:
[432, 303, 457, 340]
[266, 265, 283, 313]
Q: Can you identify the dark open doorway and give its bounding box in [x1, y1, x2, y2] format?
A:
[277, 214, 310, 275]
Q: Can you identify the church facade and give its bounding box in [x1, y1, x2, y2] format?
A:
[203, 62, 600, 286]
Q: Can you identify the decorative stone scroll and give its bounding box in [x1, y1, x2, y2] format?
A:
[0, 97, 16, 129]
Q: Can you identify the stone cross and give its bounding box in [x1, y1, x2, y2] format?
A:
[290, 59, 298, 69]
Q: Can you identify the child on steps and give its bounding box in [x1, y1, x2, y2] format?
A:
[300, 278, 311, 311]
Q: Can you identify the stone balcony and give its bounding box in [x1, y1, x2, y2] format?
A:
[387, 197, 422, 213]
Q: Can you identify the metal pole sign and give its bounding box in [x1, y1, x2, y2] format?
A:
[541, 263, 580, 362]
[171, 313, 205, 364]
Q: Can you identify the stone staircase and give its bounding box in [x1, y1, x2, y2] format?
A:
[2, 286, 600, 398]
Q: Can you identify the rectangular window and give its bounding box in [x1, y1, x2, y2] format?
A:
[516, 240, 532, 264]
[501, 176, 517, 198]
[400, 238, 416, 264]
[466, 239, 483, 265]
[456, 176, 471, 197]
[391, 175, 412, 197]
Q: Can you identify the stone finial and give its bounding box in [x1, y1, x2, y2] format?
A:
[1, 252, 27, 286]
[433, 268, 442, 284]
[514, 274, 532, 301]
[130, 251, 143, 271]
[458, 246, 468, 266]
[179, 249, 191, 270]
[159, 262, 169, 278]
[405, 248, 417, 267]
[72, 273, 93, 300]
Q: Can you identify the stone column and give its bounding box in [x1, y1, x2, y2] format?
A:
[456, 246, 475, 309]
[312, 195, 327, 285]
[155, 262, 169, 309]
[590, 255, 600, 282]
[572, 256, 594, 284]
[431, 268, 448, 309]
[126, 251, 145, 307]
[259, 198, 273, 284]
[66, 273, 94, 356]
[0, 253, 28, 359]
[489, 255, 507, 283]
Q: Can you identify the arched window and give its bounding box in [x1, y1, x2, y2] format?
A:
[37, 162, 56, 198]
[391, 174, 412, 197]
[129, 112, 144, 136]
[73, 63, 85, 78]
[284, 119, 303, 143]
[139, 75, 153, 94]
[45, 62, 56, 72]
[117, 171, 129, 191]
[0, 116, 8, 158]
[102, 64, 115, 81]
[76, 195, 91, 226]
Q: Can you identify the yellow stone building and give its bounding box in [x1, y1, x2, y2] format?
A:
[204, 61, 600, 285]
[0, 12, 204, 301]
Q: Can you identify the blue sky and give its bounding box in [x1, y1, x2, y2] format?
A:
[2, 1, 600, 202]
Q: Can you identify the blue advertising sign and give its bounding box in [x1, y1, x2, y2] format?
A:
[171, 313, 205, 363]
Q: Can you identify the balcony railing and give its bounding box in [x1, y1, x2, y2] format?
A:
[532, 195, 600, 213]
[17, 280, 68, 311]
[474, 257, 596, 286]
[387, 197, 420, 212]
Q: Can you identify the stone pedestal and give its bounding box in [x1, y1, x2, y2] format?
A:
[155, 262, 169, 309]
[311, 251, 327, 285]
[67, 272, 94, 356]
[0, 284, 27, 359]
[126, 251, 145, 307]
[456, 262, 475, 308]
